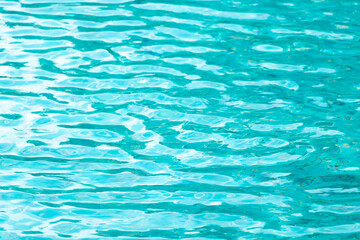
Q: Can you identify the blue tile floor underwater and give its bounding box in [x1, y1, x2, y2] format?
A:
[0, 0, 360, 239]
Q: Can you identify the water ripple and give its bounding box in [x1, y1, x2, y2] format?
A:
[0, 0, 360, 239]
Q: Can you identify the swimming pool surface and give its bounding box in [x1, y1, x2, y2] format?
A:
[0, 0, 360, 239]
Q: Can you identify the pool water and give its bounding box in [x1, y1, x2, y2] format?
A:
[0, 0, 360, 239]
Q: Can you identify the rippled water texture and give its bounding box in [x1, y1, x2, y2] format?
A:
[0, 0, 360, 239]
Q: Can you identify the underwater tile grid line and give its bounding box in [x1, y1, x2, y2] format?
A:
[0, 0, 360, 239]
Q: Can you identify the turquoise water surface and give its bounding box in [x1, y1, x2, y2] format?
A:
[1, 0, 360, 239]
